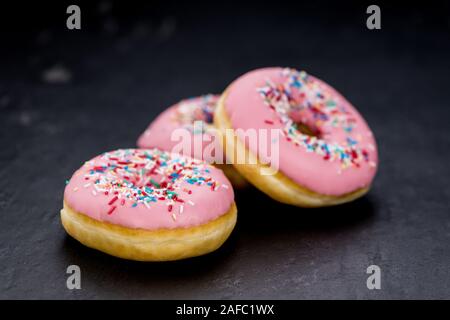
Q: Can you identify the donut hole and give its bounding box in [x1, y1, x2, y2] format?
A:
[295, 122, 319, 137]
[289, 110, 322, 138]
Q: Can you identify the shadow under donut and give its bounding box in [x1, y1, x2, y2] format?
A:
[234, 186, 377, 235]
[60, 225, 239, 298]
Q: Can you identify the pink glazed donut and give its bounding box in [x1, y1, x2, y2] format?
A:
[214, 67, 378, 207]
[137, 95, 247, 187]
[61, 148, 236, 261]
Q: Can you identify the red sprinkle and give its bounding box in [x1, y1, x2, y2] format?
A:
[108, 196, 118, 205]
[168, 205, 173, 212]
[107, 206, 117, 215]
[264, 119, 274, 125]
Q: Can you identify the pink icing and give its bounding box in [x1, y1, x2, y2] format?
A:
[137, 95, 225, 163]
[224, 67, 378, 196]
[64, 149, 234, 230]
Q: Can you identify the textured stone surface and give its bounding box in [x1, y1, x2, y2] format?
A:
[0, 2, 449, 299]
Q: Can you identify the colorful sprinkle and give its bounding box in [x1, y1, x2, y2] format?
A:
[108, 196, 118, 205]
[107, 206, 117, 215]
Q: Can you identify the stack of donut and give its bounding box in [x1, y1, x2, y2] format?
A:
[61, 67, 378, 261]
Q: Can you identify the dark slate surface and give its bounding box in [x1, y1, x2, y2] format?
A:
[0, 1, 449, 299]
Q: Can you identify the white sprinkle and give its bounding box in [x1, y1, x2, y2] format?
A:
[144, 201, 151, 210]
[221, 184, 229, 189]
[92, 190, 97, 196]
[188, 200, 195, 206]
[179, 205, 184, 214]
[73, 187, 79, 192]
[145, 162, 153, 169]
[369, 161, 377, 168]
[368, 144, 375, 151]
[83, 183, 91, 188]
[172, 213, 177, 221]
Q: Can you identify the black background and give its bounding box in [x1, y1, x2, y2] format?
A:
[0, 1, 449, 299]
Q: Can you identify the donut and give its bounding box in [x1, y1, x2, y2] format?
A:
[137, 94, 247, 187]
[61, 148, 237, 261]
[214, 67, 378, 207]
